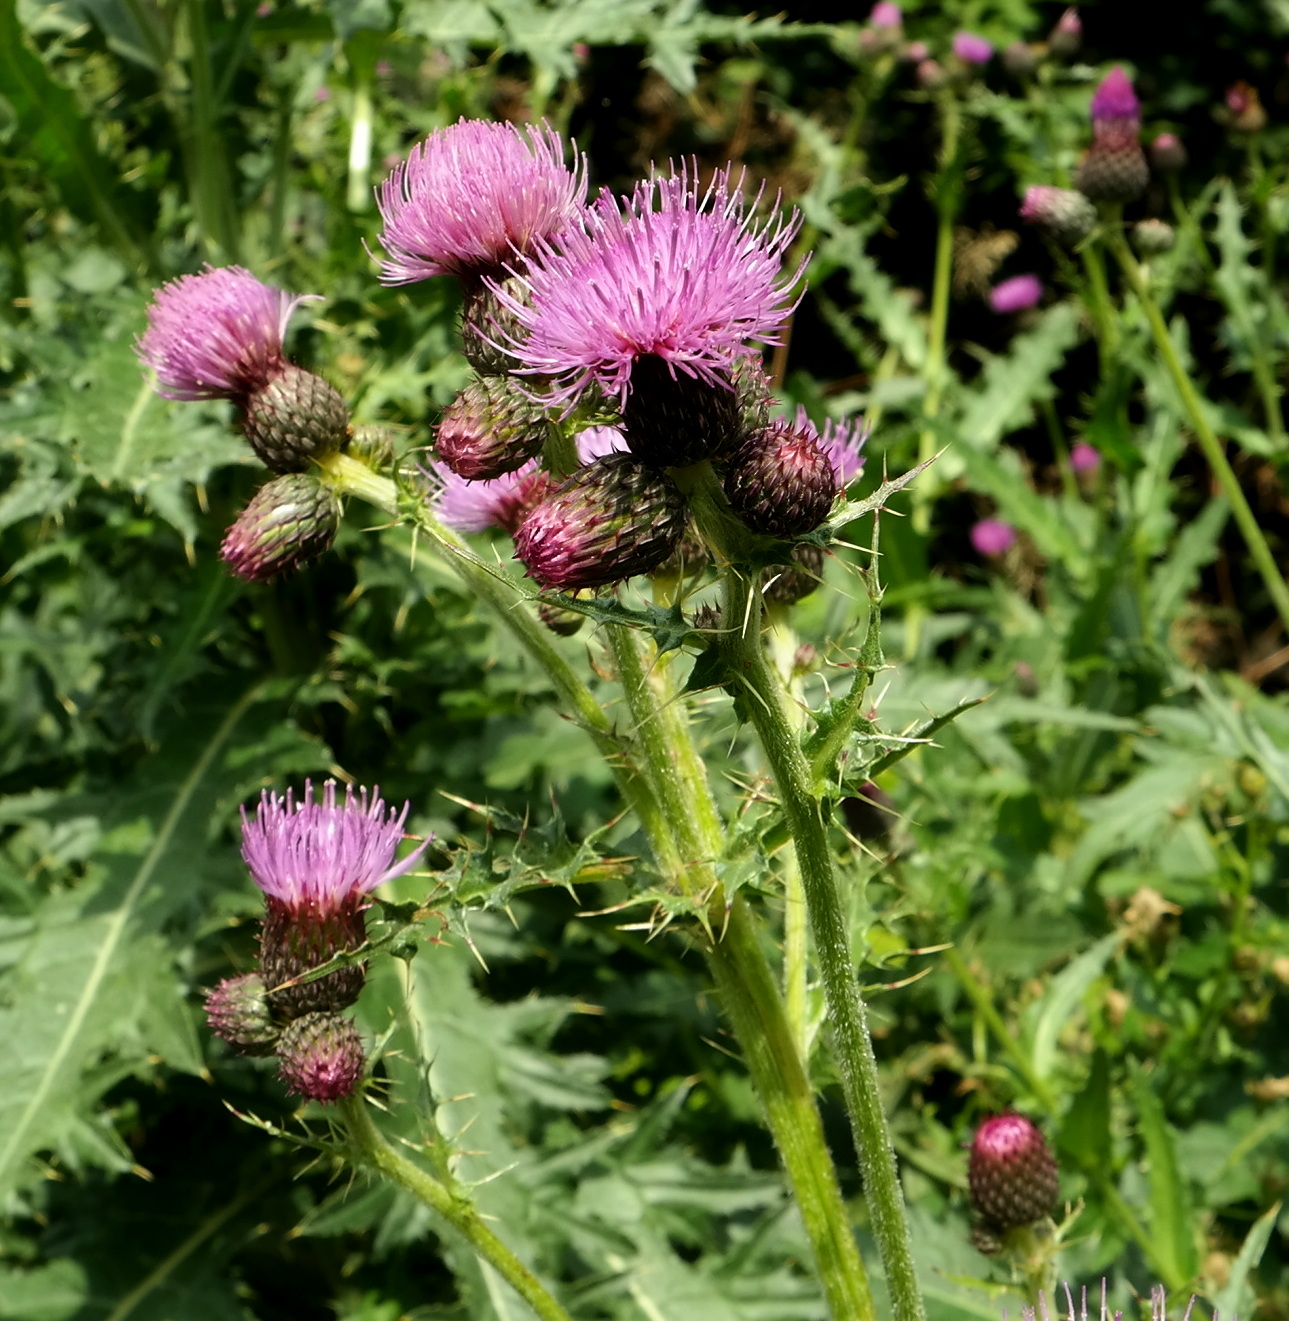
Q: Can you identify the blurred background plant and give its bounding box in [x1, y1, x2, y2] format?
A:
[2, 0, 1289, 1318]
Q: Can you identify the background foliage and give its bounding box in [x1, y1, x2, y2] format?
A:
[3, 0, 1289, 1317]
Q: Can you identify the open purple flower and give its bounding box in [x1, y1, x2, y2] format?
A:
[869, 1, 901, 28]
[136, 265, 318, 403]
[492, 165, 804, 415]
[1090, 67, 1140, 130]
[989, 274, 1043, 313]
[799, 408, 869, 487]
[971, 518, 1016, 556]
[374, 119, 587, 285]
[428, 460, 554, 535]
[953, 31, 994, 65]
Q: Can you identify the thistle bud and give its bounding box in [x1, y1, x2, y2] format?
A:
[205, 973, 279, 1057]
[348, 424, 397, 469]
[1224, 81, 1267, 134]
[1003, 41, 1039, 78]
[240, 365, 350, 473]
[763, 542, 826, 606]
[276, 1012, 365, 1102]
[1133, 219, 1176, 254]
[538, 600, 585, 636]
[623, 355, 743, 468]
[435, 376, 551, 481]
[1019, 186, 1098, 246]
[724, 419, 837, 538]
[514, 454, 688, 589]
[968, 1114, 1060, 1230]
[1076, 135, 1149, 203]
[1149, 133, 1187, 173]
[461, 275, 528, 376]
[1047, 7, 1081, 59]
[220, 473, 341, 582]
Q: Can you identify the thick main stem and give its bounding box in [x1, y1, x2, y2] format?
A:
[1103, 228, 1289, 640]
[339, 1095, 575, 1321]
[719, 567, 924, 1321]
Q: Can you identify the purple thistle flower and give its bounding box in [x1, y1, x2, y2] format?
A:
[1019, 186, 1098, 245]
[136, 265, 319, 403]
[904, 39, 930, 62]
[797, 407, 869, 487]
[989, 274, 1043, 313]
[971, 518, 1016, 556]
[374, 119, 588, 284]
[492, 165, 804, 413]
[953, 31, 994, 65]
[1070, 441, 1101, 473]
[575, 425, 631, 463]
[242, 779, 427, 913]
[870, 1, 902, 28]
[277, 1012, 365, 1102]
[428, 460, 554, 535]
[1090, 67, 1140, 129]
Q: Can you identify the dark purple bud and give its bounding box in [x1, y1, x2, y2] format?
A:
[623, 355, 743, 468]
[240, 365, 350, 473]
[205, 973, 279, 1056]
[763, 542, 826, 606]
[435, 376, 551, 481]
[220, 473, 341, 582]
[724, 419, 837, 538]
[514, 454, 688, 590]
[968, 1114, 1060, 1229]
[277, 1012, 365, 1102]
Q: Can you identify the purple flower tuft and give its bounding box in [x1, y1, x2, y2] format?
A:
[136, 265, 318, 403]
[802, 408, 869, 487]
[492, 165, 804, 413]
[1090, 67, 1140, 127]
[374, 119, 587, 284]
[971, 518, 1016, 556]
[953, 31, 994, 65]
[575, 425, 631, 463]
[428, 460, 554, 536]
[870, 1, 901, 28]
[989, 274, 1043, 313]
[1070, 441, 1101, 473]
[241, 779, 428, 913]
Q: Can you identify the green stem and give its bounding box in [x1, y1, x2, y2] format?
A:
[1079, 241, 1118, 368]
[339, 1096, 575, 1321]
[1103, 226, 1289, 640]
[716, 565, 924, 1321]
[183, 0, 239, 258]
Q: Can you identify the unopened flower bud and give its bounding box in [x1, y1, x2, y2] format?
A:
[1076, 135, 1149, 203]
[989, 274, 1043, 313]
[971, 518, 1016, 556]
[205, 973, 278, 1056]
[968, 1113, 1060, 1229]
[348, 424, 397, 469]
[1149, 132, 1187, 173]
[435, 376, 551, 480]
[1019, 186, 1098, 246]
[220, 473, 341, 582]
[1070, 441, 1101, 474]
[1047, 7, 1081, 59]
[241, 365, 350, 473]
[917, 58, 947, 89]
[724, 419, 837, 538]
[460, 275, 528, 376]
[538, 600, 585, 636]
[1224, 81, 1267, 133]
[277, 1012, 365, 1102]
[623, 356, 743, 467]
[1003, 41, 1039, 78]
[1133, 219, 1176, 254]
[763, 542, 826, 606]
[514, 454, 687, 589]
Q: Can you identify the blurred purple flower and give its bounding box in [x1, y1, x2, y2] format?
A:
[428, 460, 553, 535]
[1070, 441, 1101, 473]
[374, 119, 587, 284]
[904, 39, 929, 62]
[575, 425, 630, 462]
[953, 31, 994, 64]
[1150, 132, 1187, 172]
[800, 408, 869, 487]
[493, 165, 804, 412]
[870, 2, 902, 28]
[971, 519, 1016, 556]
[314, 86, 332, 103]
[989, 274, 1043, 313]
[241, 780, 428, 913]
[1090, 67, 1140, 128]
[136, 265, 318, 402]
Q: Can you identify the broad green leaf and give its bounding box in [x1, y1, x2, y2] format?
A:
[1211, 1199, 1279, 1321]
[1026, 933, 1118, 1082]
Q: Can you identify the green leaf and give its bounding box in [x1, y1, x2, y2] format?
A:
[1058, 1048, 1111, 1169]
[1211, 1199, 1279, 1321]
[1025, 933, 1118, 1082]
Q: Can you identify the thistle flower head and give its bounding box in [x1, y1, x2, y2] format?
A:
[968, 1112, 1059, 1229]
[241, 779, 427, 913]
[374, 119, 587, 284]
[434, 375, 551, 480]
[952, 31, 995, 65]
[724, 417, 838, 538]
[428, 459, 555, 535]
[971, 519, 1017, 556]
[277, 1012, 365, 1102]
[1048, 7, 1081, 57]
[239, 365, 350, 473]
[1150, 133, 1187, 173]
[870, 1, 901, 28]
[137, 265, 318, 403]
[801, 408, 868, 488]
[989, 274, 1043, 313]
[1019, 186, 1098, 245]
[1070, 441, 1101, 473]
[493, 165, 804, 413]
[1090, 67, 1140, 128]
[220, 472, 341, 581]
[205, 973, 278, 1056]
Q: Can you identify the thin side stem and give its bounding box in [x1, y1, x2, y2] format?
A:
[1079, 241, 1118, 367]
[339, 1096, 575, 1321]
[1103, 227, 1289, 640]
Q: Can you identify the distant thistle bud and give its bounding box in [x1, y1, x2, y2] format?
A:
[1070, 441, 1101, 473]
[968, 1114, 1060, 1229]
[763, 542, 826, 606]
[989, 274, 1043, 313]
[460, 275, 528, 376]
[1003, 41, 1039, 78]
[1150, 132, 1187, 173]
[1090, 67, 1141, 131]
[205, 973, 278, 1056]
[1019, 186, 1098, 245]
[241, 365, 350, 473]
[971, 518, 1016, 557]
[1075, 135, 1149, 203]
[435, 376, 551, 481]
[221, 473, 341, 582]
[952, 31, 994, 66]
[514, 454, 687, 590]
[1133, 219, 1176, 254]
[1224, 81, 1267, 134]
[1047, 7, 1081, 59]
[692, 603, 722, 633]
[537, 600, 585, 636]
[917, 58, 947, 90]
[869, 1, 901, 28]
[623, 355, 743, 468]
[724, 419, 837, 538]
[348, 424, 397, 469]
[277, 1012, 365, 1102]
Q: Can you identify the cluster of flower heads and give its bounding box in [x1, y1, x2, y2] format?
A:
[205, 781, 428, 1102]
[376, 121, 868, 600]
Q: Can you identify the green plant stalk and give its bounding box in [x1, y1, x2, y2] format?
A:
[1103, 227, 1289, 640]
[182, 0, 239, 258]
[347, 74, 374, 212]
[339, 1095, 575, 1321]
[1079, 241, 1118, 366]
[607, 624, 878, 1321]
